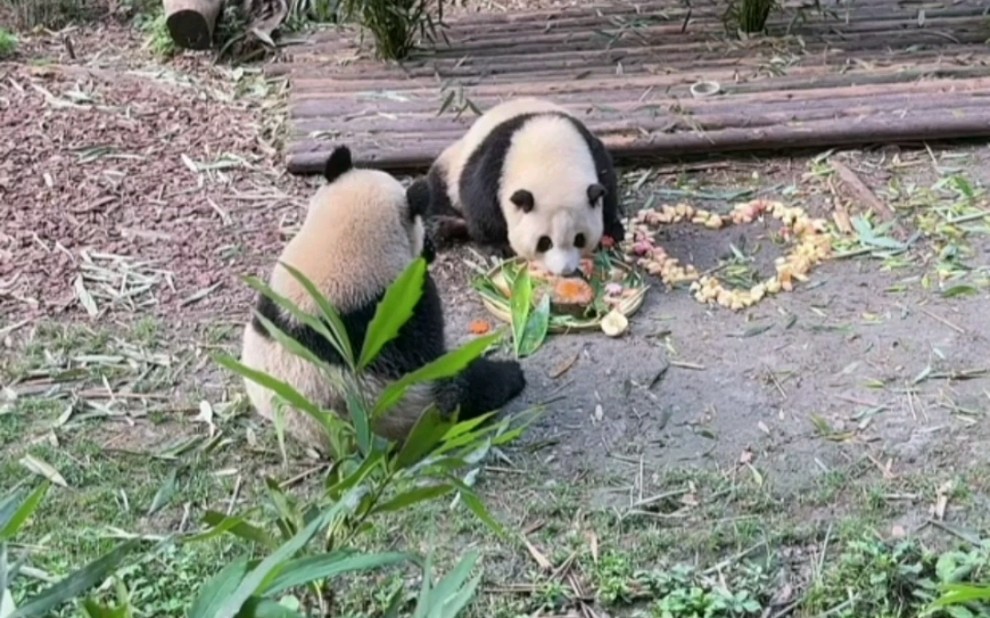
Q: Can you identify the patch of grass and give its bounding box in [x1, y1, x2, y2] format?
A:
[724, 0, 779, 34]
[135, 10, 178, 60]
[337, 0, 446, 60]
[2, 0, 101, 30]
[4, 424, 250, 616]
[804, 534, 990, 617]
[823, 153, 990, 293]
[0, 27, 17, 58]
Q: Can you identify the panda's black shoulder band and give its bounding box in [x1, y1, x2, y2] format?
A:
[323, 146, 354, 183]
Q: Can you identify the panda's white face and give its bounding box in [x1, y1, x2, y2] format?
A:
[506, 186, 604, 276]
[495, 113, 607, 276]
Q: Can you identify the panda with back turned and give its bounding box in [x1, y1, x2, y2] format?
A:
[408, 97, 626, 276]
[240, 145, 527, 451]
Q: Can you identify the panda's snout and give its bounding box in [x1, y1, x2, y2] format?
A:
[542, 247, 581, 276]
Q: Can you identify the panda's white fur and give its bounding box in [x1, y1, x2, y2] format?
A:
[434, 97, 567, 216]
[414, 97, 625, 276]
[240, 146, 526, 452]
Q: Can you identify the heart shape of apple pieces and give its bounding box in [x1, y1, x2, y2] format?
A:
[621, 199, 833, 311]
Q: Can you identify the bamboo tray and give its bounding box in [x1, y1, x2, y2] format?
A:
[472, 256, 649, 334]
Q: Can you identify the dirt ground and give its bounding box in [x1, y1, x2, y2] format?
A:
[2, 12, 990, 618]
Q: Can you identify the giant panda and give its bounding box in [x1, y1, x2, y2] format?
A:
[411, 97, 626, 276]
[240, 145, 527, 452]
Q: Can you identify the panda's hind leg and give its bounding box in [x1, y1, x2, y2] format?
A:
[415, 165, 472, 251]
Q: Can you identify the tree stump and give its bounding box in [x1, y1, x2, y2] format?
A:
[164, 0, 223, 50]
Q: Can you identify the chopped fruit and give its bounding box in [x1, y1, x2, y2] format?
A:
[601, 309, 629, 337]
[468, 319, 491, 335]
[550, 277, 596, 317]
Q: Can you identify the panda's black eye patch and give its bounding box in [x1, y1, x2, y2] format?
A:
[536, 236, 552, 253]
[574, 233, 586, 248]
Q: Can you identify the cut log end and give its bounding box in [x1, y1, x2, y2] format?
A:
[164, 0, 222, 50]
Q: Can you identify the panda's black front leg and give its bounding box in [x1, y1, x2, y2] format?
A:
[430, 356, 525, 427]
[601, 191, 626, 247]
[456, 357, 526, 420]
[476, 242, 515, 262]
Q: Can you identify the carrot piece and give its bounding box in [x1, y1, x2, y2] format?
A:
[468, 319, 492, 335]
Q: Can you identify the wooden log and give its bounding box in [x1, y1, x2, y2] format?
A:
[285, 107, 990, 174]
[287, 77, 990, 119]
[290, 100, 990, 138]
[288, 63, 990, 102]
[164, 0, 223, 50]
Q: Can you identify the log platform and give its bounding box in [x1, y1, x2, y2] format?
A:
[269, 0, 990, 175]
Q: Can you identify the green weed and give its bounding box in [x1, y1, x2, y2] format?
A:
[135, 11, 177, 60]
[804, 535, 990, 618]
[0, 28, 17, 58]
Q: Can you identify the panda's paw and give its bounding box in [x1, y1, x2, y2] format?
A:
[476, 243, 514, 261]
[462, 357, 526, 411]
[427, 216, 470, 249]
[604, 219, 626, 245]
[487, 359, 526, 400]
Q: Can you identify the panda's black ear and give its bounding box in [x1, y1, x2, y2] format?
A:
[323, 146, 353, 183]
[587, 183, 606, 206]
[510, 189, 535, 213]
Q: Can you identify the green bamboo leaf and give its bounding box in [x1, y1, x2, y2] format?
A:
[0, 482, 49, 542]
[244, 275, 346, 366]
[432, 418, 499, 457]
[146, 468, 177, 517]
[442, 477, 506, 539]
[187, 556, 252, 618]
[942, 285, 979, 299]
[250, 311, 332, 378]
[439, 412, 496, 443]
[394, 408, 453, 469]
[275, 262, 355, 369]
[509, 267, 533, 357]
[213, 353, 332, 431]
[325, 451, 387, 499]
[81, 578, 135, 618]
[930, 583, 990, 607]
[459, 491, 504, 539]
[81, 598, 131, 618]
[425, 550, 482, 618]
[345, 387, 372, 456]
[372, 333, 500, 420]
[370, 485, 455, 515]
[10, 540, 139, 618]
[358, 258, 426, 371]
[215, 488, 364, 618]
[262, 551, 413, 597]
[517, 293, 550, 358]
[197, 512, 278, 550]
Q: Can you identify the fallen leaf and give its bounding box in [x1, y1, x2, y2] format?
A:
[549, 352, 580, 379]
[180, 282, 223, 307]
[195, 400, 216, 437]
[20, 453, 68, 487]
[73, 274, 98, 317]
